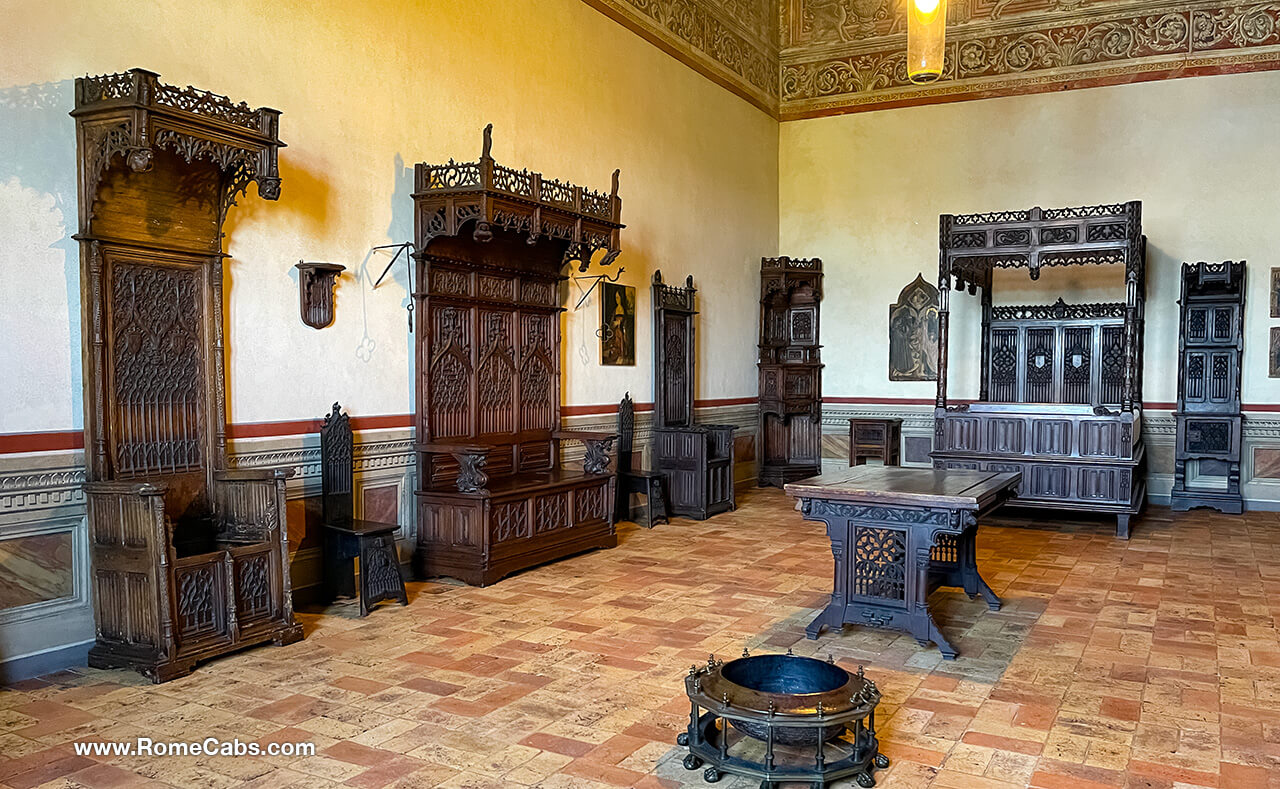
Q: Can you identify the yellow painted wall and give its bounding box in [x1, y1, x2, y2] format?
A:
[780, 70, 1280, 406]
[0, 0, 779, 432]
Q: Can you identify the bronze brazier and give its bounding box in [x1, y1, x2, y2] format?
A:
[679, 652, 889, 788]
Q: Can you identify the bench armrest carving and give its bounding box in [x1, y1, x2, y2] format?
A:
[417, 442, 494, 493]
[553, 431, 617, 476]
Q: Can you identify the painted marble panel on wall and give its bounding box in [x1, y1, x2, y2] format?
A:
[888, 273, 939, 381]
[0, 532, 74, 610]
[601, 282, 636, 366]
[363, 483, 400, 524]
[1253, 447, 1280, 480]
[903, 435, 933, 464]
[1271, 327, 1280, 378]
[821, 432, 850, 460]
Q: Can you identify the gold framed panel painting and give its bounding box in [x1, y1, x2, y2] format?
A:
[601, 282, 636, 366]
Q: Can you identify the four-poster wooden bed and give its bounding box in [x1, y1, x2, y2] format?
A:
[931, 202, 1148, 538]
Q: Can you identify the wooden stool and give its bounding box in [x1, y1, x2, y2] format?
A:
[322, 520, 408, 617]
[320, 403, 408, 616]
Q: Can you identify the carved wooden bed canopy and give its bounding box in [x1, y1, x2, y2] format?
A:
[932, 201, 1149, 538]
[414, 124, 622, 272]
[937, 201, 1147, 412]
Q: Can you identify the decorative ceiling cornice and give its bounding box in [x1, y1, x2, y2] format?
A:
[585, 0, 1280, 118]
[779, 0, 1280, 118]
[581, 0, 781, 114]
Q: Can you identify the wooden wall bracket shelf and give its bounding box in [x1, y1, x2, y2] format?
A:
[411, 125, 623, 586]
[931, 201, 1148, 538]
[296, 261, 345, 329]
[757, 256, 824, 487]
[74, 68, 298, 682]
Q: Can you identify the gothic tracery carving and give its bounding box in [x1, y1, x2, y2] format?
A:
[111, 263, 206, 476]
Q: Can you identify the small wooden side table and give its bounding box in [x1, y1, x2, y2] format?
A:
[849, 418, 902, 466]
[322, 520, 409, 617]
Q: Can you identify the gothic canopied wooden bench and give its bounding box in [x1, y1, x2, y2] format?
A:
[410, 126, 622, 586]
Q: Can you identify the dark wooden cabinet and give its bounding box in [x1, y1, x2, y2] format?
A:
[652, 272, 736, 519]
[74, 69, 300, 682]
[849, 418, 901, 466]
[1172, 261, 1246, 513]
[758, 256, 824, 487]
[931, 202, 1148, 538]
[411, 126, 622, 586]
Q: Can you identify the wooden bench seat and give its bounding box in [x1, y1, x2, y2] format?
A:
[414, 449, 616, 586]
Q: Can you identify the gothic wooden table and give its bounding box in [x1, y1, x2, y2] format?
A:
[785, 467, 1020, 659]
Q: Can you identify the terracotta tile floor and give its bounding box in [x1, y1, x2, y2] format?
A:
[3, 488, 1280, 788]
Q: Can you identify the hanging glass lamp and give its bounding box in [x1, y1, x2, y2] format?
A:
[907, 0, 947, 84]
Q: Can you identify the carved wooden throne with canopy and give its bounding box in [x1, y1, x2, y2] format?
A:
[412, 125, 622, 586]
[74, 69, 301, 682]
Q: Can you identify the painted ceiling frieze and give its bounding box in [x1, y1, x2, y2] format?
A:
[583, 0, 1280, 116]
[581, 0, 781, 112]
[779, 0, 1280, 117]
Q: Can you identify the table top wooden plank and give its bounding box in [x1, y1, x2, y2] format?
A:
[784, 467, 1020, 509]
[322, 517, 400, 536]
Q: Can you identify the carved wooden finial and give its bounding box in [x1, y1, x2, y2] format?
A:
[611, 168, 620, 197]
[685, 275, 695, 290]
[653, 270, 664, 285]
[481, 123, 493, 159]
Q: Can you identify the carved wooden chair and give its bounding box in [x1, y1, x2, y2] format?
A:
[614, 393, 669, 527]
[652, 271, 736, 519]
[319, 404, 409, 616]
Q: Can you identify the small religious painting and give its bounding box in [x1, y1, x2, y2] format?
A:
[1271, 267, 1280, 317]
[600, 282, 635, 366]
[889, 273, 940, 381]
[1271, 327, 1280, 378]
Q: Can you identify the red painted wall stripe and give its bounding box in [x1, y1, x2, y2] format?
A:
[226, 413, 412, 439]
[6, 397, 1280, 454]
[0, 431, 85, 454]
